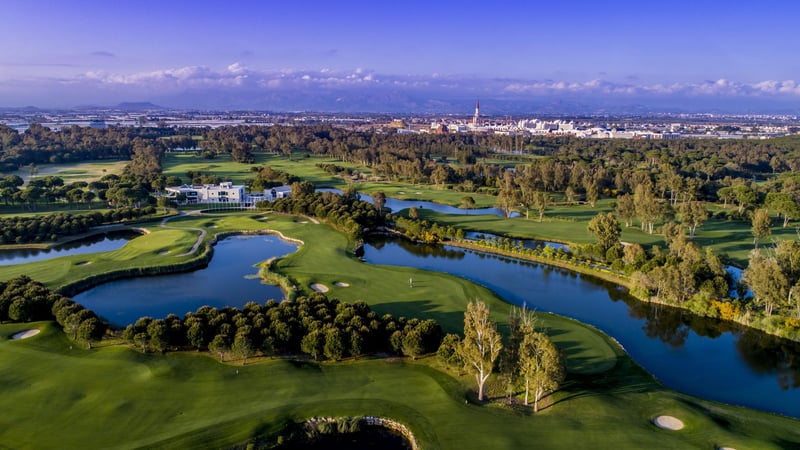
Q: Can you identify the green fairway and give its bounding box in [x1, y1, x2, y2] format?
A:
[11, 160, 127, 185]
[2, 211, 800, 448]
[162, 152, 365, 186]
[2, 319, 799, 449]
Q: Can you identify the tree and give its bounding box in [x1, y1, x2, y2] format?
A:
[401, 330, 424, 360]
[765, 192, 800, 228]
[437, 333, 463, 369]
[372, 191, 386, 213]
[301, 329, 324, 361]
[751, 208, 772, 249]
[232, 326, 254, 365]
[744, 252, 788, 317]
[495, 170, 519, 219]
[460, 196, 476, 211]
[209, 334, 229, 361]
[585, 181, 599, 208]
[531, 191, 550, 222]
[518, 331, 564, 412]
[679, 201, 708, 240]
[587, 212, 621, 254]
[615, 194, 636, 228]
[323, 327, 345, 361]
[459, 300, 502, 401]
[77, 318, 103, 349]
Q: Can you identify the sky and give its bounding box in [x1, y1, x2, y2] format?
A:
[1, 0, 799, 113]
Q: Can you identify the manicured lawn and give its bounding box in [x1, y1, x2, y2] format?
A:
[162, 152, 363, 186]
[2, 319, 799, 449]
[2, 211, 800, 448]
[10, 160, 127, 185]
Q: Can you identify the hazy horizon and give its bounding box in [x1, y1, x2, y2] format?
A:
[2, 0, 799, 114]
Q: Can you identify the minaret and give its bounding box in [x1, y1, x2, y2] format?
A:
[472, 99, 480, 127]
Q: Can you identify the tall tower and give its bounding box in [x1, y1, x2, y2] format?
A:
[472, 100, 480, 127]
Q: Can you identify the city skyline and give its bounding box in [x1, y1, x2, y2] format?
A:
[2, 0, 799, 113]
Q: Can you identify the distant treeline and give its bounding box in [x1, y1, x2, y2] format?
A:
[0, 206, 155, 244]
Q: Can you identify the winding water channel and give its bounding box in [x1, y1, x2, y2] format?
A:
[364, 237, 800, 418]
[63, 223, 800, 418]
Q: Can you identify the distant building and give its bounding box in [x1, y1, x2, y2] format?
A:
[164, 182, 292, 207]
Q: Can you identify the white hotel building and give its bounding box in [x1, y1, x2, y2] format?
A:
[165, 182, 291, 207]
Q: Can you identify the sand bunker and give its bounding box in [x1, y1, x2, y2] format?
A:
[12, 329, 40, 340]
[311, 283, 329, 293]
[653, 415, 684, 430]
[334, 282, 350, 287]
[159, 250, 171, 255]
[75, 261, 91, 266]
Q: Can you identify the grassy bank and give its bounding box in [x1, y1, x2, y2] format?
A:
[2, 211, 800, 448]
[2, 317, 799, 449]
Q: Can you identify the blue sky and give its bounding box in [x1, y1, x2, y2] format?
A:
[1, 0, 799, 112]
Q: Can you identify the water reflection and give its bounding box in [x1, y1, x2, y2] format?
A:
[0, 230, 140, 265]
[363, 236, 800, 417]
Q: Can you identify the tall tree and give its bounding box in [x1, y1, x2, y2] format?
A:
[679, 201, 709, 240]
[615, 194, 636, 228]
[751, 208, 772, 249]
[587, 212, 621, 254]
[532, 191, 551, 222]
[460, 300, 502, 401]
[232, 326, 254, 365]
[518, 331, 564, 412]
[372, 191, 386, 213]
[744, 252, 788, 317]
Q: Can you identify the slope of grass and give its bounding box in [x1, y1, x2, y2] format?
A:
[2, 319, 798, 449]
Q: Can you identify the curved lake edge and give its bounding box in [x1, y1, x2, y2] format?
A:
[439, 237, 800, 345]
[0, 226, 147, 251]
[58, 228, 302, 304]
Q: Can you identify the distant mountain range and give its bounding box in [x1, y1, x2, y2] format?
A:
[1, 93, 797, 116]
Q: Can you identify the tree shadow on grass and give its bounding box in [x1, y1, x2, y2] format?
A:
[372, 300, 465, 334]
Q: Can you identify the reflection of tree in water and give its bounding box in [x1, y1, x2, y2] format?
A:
[736, 329, 800, 390]
[368, 237, 466, 260]
[627, 302, 690, 348]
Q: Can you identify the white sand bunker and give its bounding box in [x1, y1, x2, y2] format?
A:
[311, 283, 329, 293]
[300, 221, 308, 224]
[159, 250, 171, 255]
[334, 281, 350, 287]
[76, 261, 91, 266]
[12, 329, 40, 340]
[653, 415, 684, 430]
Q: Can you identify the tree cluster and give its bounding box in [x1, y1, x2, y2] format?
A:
[441, 301, 564, 411]
[0, 275, 106, 347]
[121, 293, 443, 363]
[0, 207, 154, 244]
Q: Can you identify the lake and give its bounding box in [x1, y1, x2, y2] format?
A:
[364, 237, 800, 418]
[0, 230, 139, 266]
[73, 234, 297, 327]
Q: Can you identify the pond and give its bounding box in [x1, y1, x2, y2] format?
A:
[73, 234, 297, 327]
[318, 188, 520, 218]
[364, 237, 800, 418]
[0, 230, 140, 266]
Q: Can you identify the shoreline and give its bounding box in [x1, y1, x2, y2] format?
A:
[444, 238, 798, 344]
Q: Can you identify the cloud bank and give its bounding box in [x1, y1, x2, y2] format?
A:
[2, 63, 800, 112]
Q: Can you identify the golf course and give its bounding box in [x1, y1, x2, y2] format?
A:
[2, 211, 800, 448]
